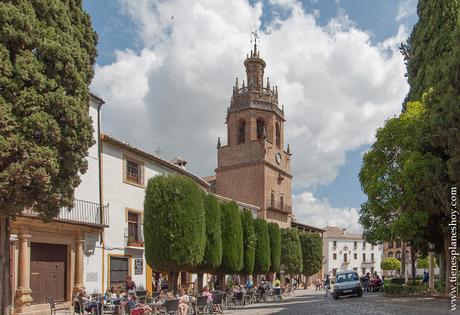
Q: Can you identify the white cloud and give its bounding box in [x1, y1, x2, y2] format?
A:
[91, 0, 409, 229]
[396, 0, 417, 21]
[292, 191, 361, 232]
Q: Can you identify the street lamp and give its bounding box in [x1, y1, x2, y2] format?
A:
[428, 242, 435, 293]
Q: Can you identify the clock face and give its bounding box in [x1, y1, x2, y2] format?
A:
[275, 152, 282, 164]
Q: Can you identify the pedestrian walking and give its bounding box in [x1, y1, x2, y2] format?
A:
[324, 274, 331, 297]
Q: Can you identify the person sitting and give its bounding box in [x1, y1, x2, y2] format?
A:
[166, 291, 175, 300]
[108, 286, 121, 314]
[122, 292, 152, 315]
[202, 286, 213, 303]
[178, 288, 190, 315]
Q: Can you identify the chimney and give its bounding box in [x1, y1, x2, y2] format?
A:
[171, 156, 188, 169]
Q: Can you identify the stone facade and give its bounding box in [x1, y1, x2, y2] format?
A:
[214, 43, 293, 228]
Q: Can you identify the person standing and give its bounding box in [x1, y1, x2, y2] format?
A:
[324, 274, 331, 297]
[125, 275, 136, 292]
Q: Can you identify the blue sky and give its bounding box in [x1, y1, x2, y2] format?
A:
[84, 0, 418, 231]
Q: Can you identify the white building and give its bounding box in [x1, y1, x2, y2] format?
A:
[93, 134, 210, 294]
[323, 226, 383, 277]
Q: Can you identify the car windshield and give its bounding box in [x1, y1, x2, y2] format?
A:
[336, 272, 358, 283]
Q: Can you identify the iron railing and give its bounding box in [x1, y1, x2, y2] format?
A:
[22, 199, 109, 227]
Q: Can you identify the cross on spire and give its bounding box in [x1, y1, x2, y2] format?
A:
[251, 29, 260, 56]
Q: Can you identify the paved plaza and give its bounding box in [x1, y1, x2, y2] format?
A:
[226, 289, 453, 315]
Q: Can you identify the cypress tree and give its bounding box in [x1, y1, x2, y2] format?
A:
[299, 232, 323, 278]
[253, 218, 271, 275]
[280, 228, 303, 275]
[196, 194, 222, 270]
[268, 222, 281, 273]
[403, 0, 459, 102]
[240, 209, 256, 275]
[219, 202, 243, 275]
[0, 1, 97, 313]
[144, 174, 206, 291]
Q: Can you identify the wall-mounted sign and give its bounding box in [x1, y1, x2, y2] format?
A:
[87, 272, 98, 282]
[134, 258, 143, 275]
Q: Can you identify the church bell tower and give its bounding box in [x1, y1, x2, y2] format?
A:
[215, 37, 293, 227]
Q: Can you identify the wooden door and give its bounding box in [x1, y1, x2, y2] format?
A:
[30, 243, 67, 304]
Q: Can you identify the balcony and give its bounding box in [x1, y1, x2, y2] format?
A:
[362, 260, 375, 266]
[22, 199, 109, 227]
[267, 200, 292, 213]
[125, 225, 144, 248]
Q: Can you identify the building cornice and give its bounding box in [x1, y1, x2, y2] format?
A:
[101, 133, 210, 189]
[215, 160, 292, 179]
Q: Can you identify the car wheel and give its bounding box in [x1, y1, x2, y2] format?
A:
[357, 291, 363, 297]
[333, 293, 339, 300]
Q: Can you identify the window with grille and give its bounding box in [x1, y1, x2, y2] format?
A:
[110, 256, 129, 286]
[125, 158, 143, 185]
[128, 212, 140, 241]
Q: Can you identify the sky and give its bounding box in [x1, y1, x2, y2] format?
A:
[83, 0, 419, 232]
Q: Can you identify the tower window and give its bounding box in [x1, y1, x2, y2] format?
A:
[275, 122, 281, 147]
[238, 119, 246, 143]
[257, 118, 266, 139]
[280, 195, 284, 210]
[270, 191, 275, 208]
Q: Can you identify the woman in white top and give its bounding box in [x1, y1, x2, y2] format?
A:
[178, 288, 189, 315]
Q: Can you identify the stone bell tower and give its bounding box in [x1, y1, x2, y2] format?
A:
[215, 37, 293, 227]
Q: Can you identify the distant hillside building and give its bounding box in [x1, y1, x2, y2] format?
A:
[323, 226, 383, 277]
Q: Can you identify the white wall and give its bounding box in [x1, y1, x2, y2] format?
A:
[74, 98, 100, 204]
[74, 96, 104, 293]
[98, 141, 178, 293]
[324, 238, 383, 277]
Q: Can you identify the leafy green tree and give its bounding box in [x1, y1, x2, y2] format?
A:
[416, 256, 437, 269]
[196, 194, 222, 289]
[400, 1, 459, 292]
[144, 175, 206, 291]
[253, 218, 270, 275]
[268, 223, 281, 273]
[299, 232, 323, 278]
[381, 257, 401, 275]
[240, 210, 256, 275]
[359, 100, 448, 250]
[219, 202, 243, 276]
[0, 1, 97, 313]
[280, 228, 303, 275]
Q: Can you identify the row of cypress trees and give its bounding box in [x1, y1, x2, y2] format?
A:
[144, 174, 322, 290]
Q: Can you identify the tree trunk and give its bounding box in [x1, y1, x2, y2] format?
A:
[443, 233, 451, 295]
[217, 274, 225, 291]
[411, 247, 416, 285]
[0, 215, 11, 315]
[167, 271, 179, 294]
[197, 273, 204, 291]
[401, 242, 407, 283]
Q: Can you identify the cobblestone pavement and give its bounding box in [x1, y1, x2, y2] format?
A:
[225, 289, 454, 315]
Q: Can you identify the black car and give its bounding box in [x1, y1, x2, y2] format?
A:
[332, 271, 363, 299]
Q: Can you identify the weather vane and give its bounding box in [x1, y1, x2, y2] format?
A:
[251, 29, 259, 46]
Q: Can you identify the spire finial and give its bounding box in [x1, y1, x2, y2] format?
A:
[217, 137, 221, 148]
[251, 30, 259, 57]
[267, 77, 270, 90]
